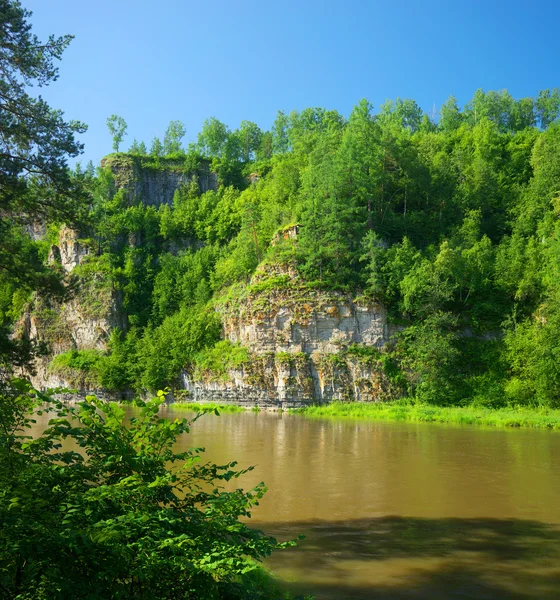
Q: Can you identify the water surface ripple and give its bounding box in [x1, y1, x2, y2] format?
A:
[163, 409, 560, 599]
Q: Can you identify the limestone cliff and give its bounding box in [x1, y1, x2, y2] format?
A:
[182, 350, 398, 409]
[21, 161, 398, 407]
[48, 225, 89, 272]
[18, 226, 123, 393]
[100, 154, 218, 206]
[221, 283, 388, 354]
[184, 264, 398, 408]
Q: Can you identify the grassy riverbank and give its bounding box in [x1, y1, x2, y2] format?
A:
[289, 402, 560, 430]
[170, 402, 248, 413]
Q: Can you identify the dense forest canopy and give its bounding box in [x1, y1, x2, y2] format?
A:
[5, 87, 560, 407]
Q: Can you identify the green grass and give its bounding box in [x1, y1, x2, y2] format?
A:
[170, 402, 247, 413]
[288, 401, 560, 430]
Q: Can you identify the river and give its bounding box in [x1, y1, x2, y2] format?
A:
[34, 406, 560, 599]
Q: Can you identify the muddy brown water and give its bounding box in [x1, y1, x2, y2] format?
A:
[32, 407, 560, 599]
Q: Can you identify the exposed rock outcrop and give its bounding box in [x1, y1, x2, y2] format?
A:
[18, 287, 122, 391]
[183, 350, 398, 408]
[48, 225, 89, 272]
[185, 263, 397, 408]
[222, 291, 387, 354]
[100, 154, 218, 206]
[218, 262, 388, 354]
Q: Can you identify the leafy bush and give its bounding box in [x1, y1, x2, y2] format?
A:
[49, 348, 104, 388]
[0, 384, 295, 599]
[193, 341, 250, 382]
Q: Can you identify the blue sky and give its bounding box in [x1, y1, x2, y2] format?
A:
[25, 0, 560, 166]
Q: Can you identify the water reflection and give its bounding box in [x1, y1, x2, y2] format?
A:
[259, 516, 560, 599]
[31, 406, 560, 598]
[163, 408, 560, 598]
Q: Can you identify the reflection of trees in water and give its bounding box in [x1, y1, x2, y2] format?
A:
[262, 516, 560, 599]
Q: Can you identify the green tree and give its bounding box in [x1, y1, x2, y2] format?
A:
[106, 114, 128, 152]
[0, 0, 87, 367]
[272, 110, 290, 154]
[236, 121, 263, 162]
[197, 117, 230, 157]
[129, 138, 141, 154]
[439, 95, 463, 131]
[163, 120, 186, 155]
[536, 88, 560, 129]
[398, 311, 461, 403]
[150, 136, 163, 157]
[379, 98, 423, 132]
[336, 98, 381, 232]
[0, 391, 291, 599]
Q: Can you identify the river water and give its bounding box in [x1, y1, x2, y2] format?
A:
[34, 406, 560, 599]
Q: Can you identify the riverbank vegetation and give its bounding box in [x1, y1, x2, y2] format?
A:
[290, 401, 560, 430]
[1, 385, 295, 599]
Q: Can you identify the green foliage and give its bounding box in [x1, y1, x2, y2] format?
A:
[193, 341, 251, 382]
[136, 307, 222, 391]
[163, 120, 186, 155]
[0, 385, 294, 599]
[49, 348, 104, 388]
[504, 308, 560, 407]
[291, 400, 560, 430]
[106, 114, 127, 152]
[397, 311, 461, 404]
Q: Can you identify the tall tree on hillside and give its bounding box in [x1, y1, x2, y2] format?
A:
[106, 114, 127, 151]
[196, 117, 230, 158]
[439, 96, 463, 131]
[536, 89, 560, 129]
[0, 0, 87, 366]
[272, 110, 290, 154]
[509, 97, 536, 131]
[150, 136, 163, 157]
[288, 107, 346, 156]
[163, 120, 186, 155]
[237, 120, 262, 162]
[298, 135, 357, 285]
[379, 98, 423, 132]
[336, 99, 381, 233]
[257, 130, 273, 160]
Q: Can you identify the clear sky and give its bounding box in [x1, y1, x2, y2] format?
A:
[24, 0, 560, 166]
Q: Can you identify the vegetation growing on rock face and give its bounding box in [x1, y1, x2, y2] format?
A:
[5, 14, 560, 409]
[30, 86, 560, 408]
[7, 86, 559, 406]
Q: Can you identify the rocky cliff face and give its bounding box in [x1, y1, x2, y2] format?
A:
[100, 154, 218, 206]
[18, 291, 121, 391]
[22, 164, 396, 407]
[182, 351, 397, 409]
[222, 288, 387, 354]
[19, 224, 122, 393]
[48, 225, 89, 272]
[185, 264, 397, 408]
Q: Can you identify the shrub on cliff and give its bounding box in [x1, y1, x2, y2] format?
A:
[0, 384, 292, 599]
